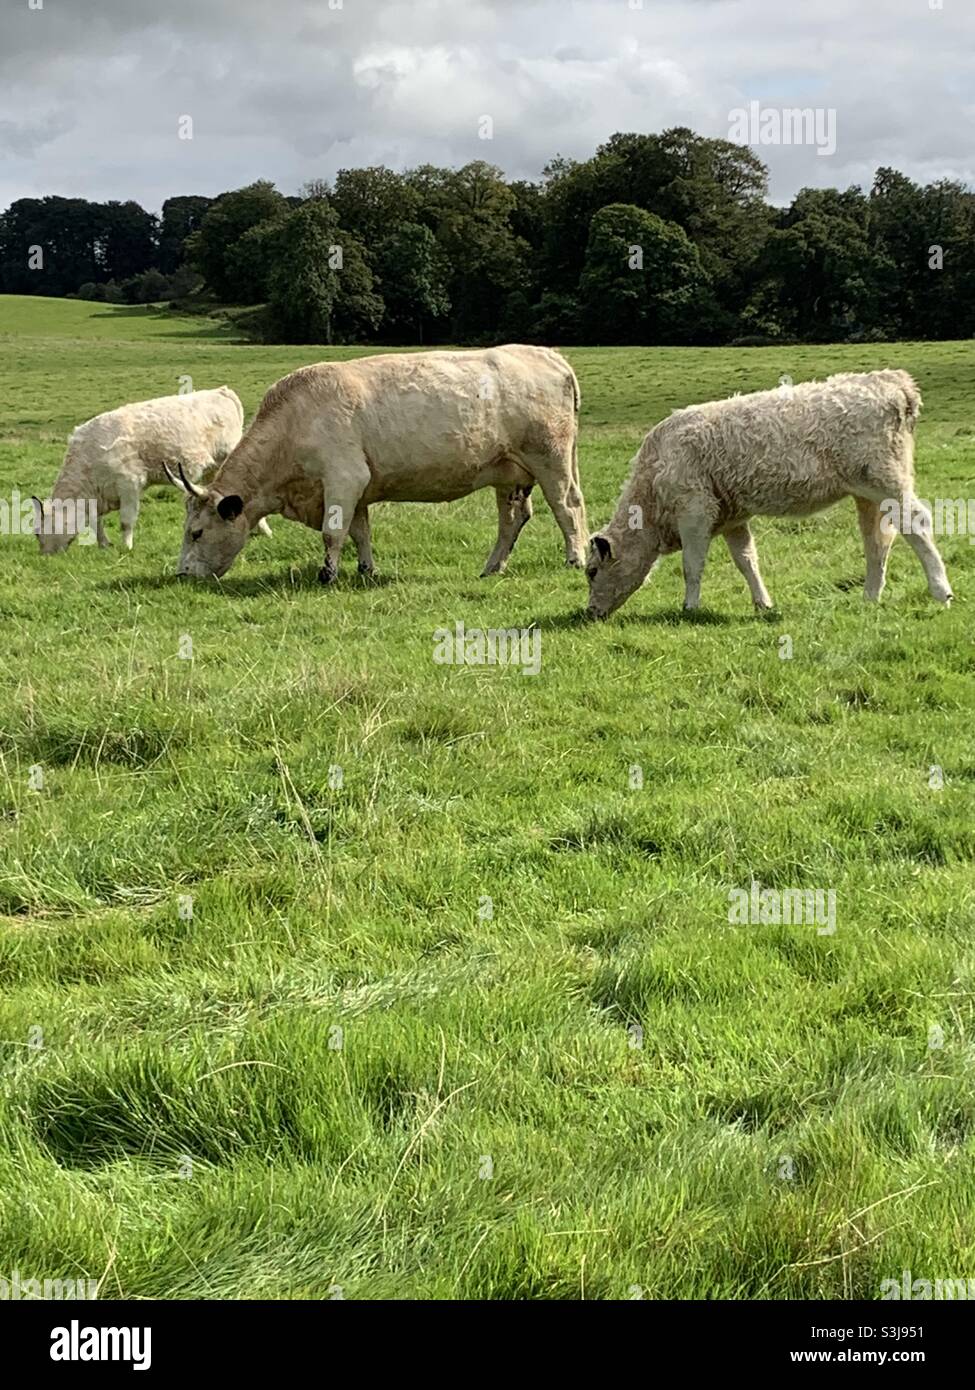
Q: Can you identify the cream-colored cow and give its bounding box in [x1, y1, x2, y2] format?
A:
[172, 346, 586, 582]
[586, 370, 952, 618]
[34, 387, 248, 552]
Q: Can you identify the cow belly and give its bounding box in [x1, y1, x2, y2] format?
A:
[364, 447, 527, 503]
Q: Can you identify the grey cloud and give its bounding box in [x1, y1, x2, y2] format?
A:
[0, 0, 971, 211]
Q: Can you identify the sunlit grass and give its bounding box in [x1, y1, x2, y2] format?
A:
[0, 295, 973, 1298]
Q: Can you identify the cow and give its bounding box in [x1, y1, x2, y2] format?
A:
[172, 346, 586, 582]
[33, 387, 254, 552]
[585, 370, 953, 618]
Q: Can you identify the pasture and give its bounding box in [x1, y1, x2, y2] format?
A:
[1, 294, 973, 1299]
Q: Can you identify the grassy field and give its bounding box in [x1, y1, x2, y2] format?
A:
[1, 294, 974, 1300]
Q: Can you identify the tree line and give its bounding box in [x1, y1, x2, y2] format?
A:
[2, 128, 973, 345]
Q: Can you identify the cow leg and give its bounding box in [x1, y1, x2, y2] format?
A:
[677, 506, 715, 610]
[94, 498, 117, 547]
[530, 456, 587, 568]
[724, 523, 773, 609]
[855, 497, 894, 602]
[117, 482, 141, 551]
[481, 485, 533, 576]
[348, 501, 374, 574]
[319, 461, 369, 585]
[900, 496, 953, 604]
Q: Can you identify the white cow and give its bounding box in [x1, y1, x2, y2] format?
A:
[586, 370, 953, 618]
[172, 346, 586, 581]
[33, 387, 249, 552]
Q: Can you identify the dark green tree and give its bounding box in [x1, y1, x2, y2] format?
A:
[267, 201, 383, 344]
[578, 203, 706, 343]
[374, 222, 450, 341]
[761, 187, 881, 340]
[0, 197, 103, 295]
[406, 161, 531, 340]
[330, 167, 420, 254]
[99, 200, 158, 282]
[189, 181, 289, 298]
[158, 196, 213, 274]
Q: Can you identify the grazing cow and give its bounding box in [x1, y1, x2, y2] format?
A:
[585, 370, 953, 619]
[33, 387, 250, 552]
[172, 346, 586, 581]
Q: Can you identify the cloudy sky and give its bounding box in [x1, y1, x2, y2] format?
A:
[1, 0, 972, 212]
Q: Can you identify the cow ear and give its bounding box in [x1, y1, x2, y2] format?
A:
[593, 535, 614, 562]
[217, 494, 244, 521]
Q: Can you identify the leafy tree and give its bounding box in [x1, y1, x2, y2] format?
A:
[267, 201, 383, 344]
[168, 265, 203, 299]
[540, 129, 769, 327]
[762, 187, 881, 340]
[99, 201, 157, 282]
[158, 196, 213, 274]
[913, 180, 975, 338]
[525, 290, 582, 343]
[578, 203, 706, 343]
[0, 196, 103, 295]
[120, 268, 171, 304]
[330, 168, 420, 255]
[374, 222, 450, 341]
[508, 179, 546, 251]
[407, 161, 531, 339]
[226, 217, 288, 302]
[331, 239, 385, 342]
[189, 181, 289, 298]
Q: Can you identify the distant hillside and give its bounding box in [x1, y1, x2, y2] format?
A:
[0, 295, 236, 342]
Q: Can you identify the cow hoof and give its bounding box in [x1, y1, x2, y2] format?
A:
[318, 565, 337, 586]
[357, 562, 374, 576]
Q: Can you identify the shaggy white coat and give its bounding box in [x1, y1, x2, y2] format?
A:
[36, 387, 244, 552]
[586, 370, 953, 617]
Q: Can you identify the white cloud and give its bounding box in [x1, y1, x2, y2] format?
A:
[0, 0, 971, 211]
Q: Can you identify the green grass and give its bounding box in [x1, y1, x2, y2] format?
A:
[0, 293, 245, 341]
[1, 293, 974, 1300]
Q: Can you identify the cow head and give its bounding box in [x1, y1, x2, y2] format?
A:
[166, 462, 250, 578]
[585, 530, 660, 620]
[32, 496, 79, 555]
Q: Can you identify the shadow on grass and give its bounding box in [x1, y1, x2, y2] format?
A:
[534, 606, 743, 632]
[99, 567, 399, 598]
[87, 306, 238, 340]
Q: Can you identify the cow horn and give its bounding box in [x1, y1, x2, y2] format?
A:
[177, 462, 204, 498]
[161, 460, 182, 489]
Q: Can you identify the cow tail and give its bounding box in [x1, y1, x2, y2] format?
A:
[566, 364, 586, 536]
